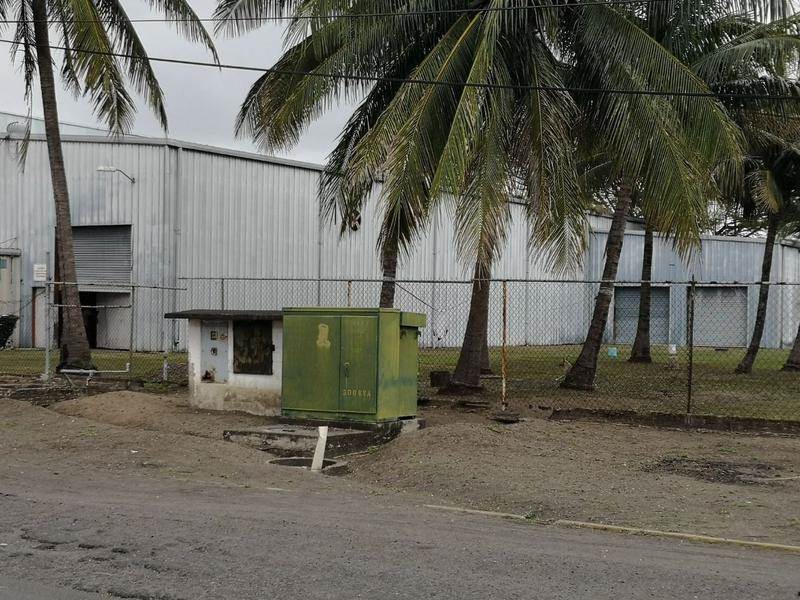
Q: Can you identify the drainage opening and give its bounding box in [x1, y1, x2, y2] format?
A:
[268, 457, 348, 475]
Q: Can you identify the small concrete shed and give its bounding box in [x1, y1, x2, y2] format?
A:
[165, 310, 283, 416]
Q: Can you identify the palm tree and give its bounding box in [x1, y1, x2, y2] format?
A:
[738, 150, 800, 372]
[735, 206, 780, 374]
[222, 1, 763, 397]
[687, 13, 800, 373]
[629, 219, 655, 363]
[785, 320, 800, 371]
[561, 0, 747, 389]
[3, 0, 216, 369]
[218, 1, 589, 393]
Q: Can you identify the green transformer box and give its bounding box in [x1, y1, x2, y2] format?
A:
[281, 308, 427, 423]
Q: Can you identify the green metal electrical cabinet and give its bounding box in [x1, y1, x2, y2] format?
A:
[281, 308, 427, 423]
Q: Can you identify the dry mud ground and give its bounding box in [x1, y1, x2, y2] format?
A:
[10, 390, 799, 545]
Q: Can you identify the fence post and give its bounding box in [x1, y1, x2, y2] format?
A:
[220, 278, 226, 310]
[43, 281, 51, 382]
[347, 280, 352, 307]
[128, 286, 136, 387]
[686, 277, 695, 416]
[501, 280, 508, 412]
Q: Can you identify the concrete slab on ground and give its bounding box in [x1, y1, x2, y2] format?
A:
[223, 419, 423, 457]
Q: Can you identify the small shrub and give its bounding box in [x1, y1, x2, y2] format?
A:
[0, 314, 18, 348]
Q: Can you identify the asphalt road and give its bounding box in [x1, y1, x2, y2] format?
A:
[0, 469, 797, 600]
[0, 577, 104, 599]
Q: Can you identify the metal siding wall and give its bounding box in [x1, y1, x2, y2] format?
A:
[0, 142, 55, 347]
[4, 134, 800, 354]
[180, 150, 320, 281]
[0, 139, 172, 350]
[178, 150, 322, 318]
[780, 245, 800, 347]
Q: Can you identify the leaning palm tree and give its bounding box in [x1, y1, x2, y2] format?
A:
[560, 0, 747, 389]
[688, 12, 800, 373]
[575, 148, 659, 364]
[733, 146, 798, 373]
[2, 0, 216, 369]
[786, 313, 800, 370]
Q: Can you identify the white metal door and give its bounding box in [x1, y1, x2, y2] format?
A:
[693, 287, 748, 347]
[614, 286, 670, 345]
[32, 287, 50, 348]
[0, 257, 14, 314]
[73, 225, 132, 285]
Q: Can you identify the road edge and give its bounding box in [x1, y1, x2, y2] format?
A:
[424, 505, 800, 554]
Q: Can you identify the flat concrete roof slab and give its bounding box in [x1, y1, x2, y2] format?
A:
[164, 309, 283, 321]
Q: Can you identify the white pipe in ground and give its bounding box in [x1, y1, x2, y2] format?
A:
[310, 426, 328, 472]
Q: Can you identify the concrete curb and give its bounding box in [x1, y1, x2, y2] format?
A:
[424, 504, 528, 521]
[424, 505, 800, 554]
[553, 520, 800, 554]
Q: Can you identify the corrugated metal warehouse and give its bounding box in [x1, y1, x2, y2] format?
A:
[1, 111, 799, 352]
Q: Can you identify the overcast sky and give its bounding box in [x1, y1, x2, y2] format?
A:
[0, 0, 352, 163]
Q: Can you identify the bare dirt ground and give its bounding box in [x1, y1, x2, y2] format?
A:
[1, 394, 343, 498]
[7, 391, 800, 545]
[52, 391, 268, 440]
[352, 405, 800, 544]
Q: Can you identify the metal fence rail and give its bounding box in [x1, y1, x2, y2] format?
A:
[1, 276, 799, 423]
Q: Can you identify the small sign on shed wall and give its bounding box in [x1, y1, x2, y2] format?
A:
[32, 264, 47, 283]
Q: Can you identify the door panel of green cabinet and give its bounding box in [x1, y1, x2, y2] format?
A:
[282, 314, 340, 413]
[339, 316, 378, 414]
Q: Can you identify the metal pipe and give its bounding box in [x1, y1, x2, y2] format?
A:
[501, 280, 508, 412]
[175, 276, 800, 286]
[50, 304, 132, 309]
[128, 286, 136, 386]
[61, 365, 131, 376]
[48, 281, 186, 291]
[686, 277, 695, 416]
[43, 271, 51, 382]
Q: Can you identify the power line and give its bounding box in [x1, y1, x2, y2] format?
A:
[2, 37, 800, 102]
[0, 0, 686, 25]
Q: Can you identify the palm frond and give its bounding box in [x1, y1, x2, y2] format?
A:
[694, 13, 800, 83]
[319, 72, 408, 233]
[747, 168, 784, 213]
[92, 0, 169, 129]
[63, 0, 136, 133]
[572, 3, 745, 254]
[213, 0, 305, 36]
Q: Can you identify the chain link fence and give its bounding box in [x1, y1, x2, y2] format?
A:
[1, 276, 799, 423]
[0, 281, 186, 385]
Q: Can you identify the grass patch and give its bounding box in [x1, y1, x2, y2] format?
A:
[0, 348, 187, 383]
[419, 344, 800, 421]
[3, 343, 797, 422]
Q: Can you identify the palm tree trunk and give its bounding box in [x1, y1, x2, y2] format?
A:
[783, 321, 800, 372]
[447, 260, 491, 393]
[562, 179, 633, 390]
[735, 214, 779, 374]
[32, 0, 93, 370]
[379, 234, 399, 308]
[481, 335, 492, 375]
[629, 222, 654, 363]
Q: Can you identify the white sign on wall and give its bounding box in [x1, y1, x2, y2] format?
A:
[32, 263, 47, 282]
